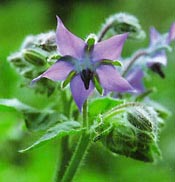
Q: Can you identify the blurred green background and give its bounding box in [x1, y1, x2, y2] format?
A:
[0, 0, 175, 181]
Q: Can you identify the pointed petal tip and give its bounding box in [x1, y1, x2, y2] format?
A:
[70, 75, 94, 112]
[168, 22, 175, 42]
[150, 26, 160, 42]
[31, 75, 42, 84]
[30, 75, 42, 87]
[56, 15, 62, 23]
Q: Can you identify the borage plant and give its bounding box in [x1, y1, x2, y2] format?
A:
[3, 12, 175, 181]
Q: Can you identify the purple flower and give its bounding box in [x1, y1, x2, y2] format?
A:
[147, 23, 175, 77]
[126, 68, 144, 94]
[33, 16, 135, 111]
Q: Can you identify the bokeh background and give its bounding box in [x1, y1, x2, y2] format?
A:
[0, 0, 175, 181]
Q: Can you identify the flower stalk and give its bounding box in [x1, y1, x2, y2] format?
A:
[60, 101, 90, 182]
[122, 50, 148, 77]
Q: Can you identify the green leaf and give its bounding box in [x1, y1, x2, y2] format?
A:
[0, 98, 69, 132]
[0, 98, 35, 112]
[89, 97, 124, 118]
[20, 121, 82, 152]
[24, 111, 68, 132]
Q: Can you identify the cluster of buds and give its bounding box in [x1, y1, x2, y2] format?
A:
[102, 105, 163, 162]
[8, 31, 59, 96]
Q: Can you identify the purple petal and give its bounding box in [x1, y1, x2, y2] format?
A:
[167, 22, 175, 43]
[147, 51, 167, 67]
[96, 65, 135, 93]
[127, 69, 144, 93]
[32, 61, 73, 83]
[92, 33, 128, 61]
[56, 16, 86, 59]
[150, 27, 160, 45]
[70, 75, 94, 111]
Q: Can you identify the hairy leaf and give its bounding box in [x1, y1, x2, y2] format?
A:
[89, 97, 123, 118]
[20, 121, 82, 152]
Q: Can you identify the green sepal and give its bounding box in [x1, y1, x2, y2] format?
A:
[47, 54, 61, 65]
[85, 34, 97, 52]
[87, 38, 95, 47]
[100, 59, 122, 67]
[92, 75, 103, 95]
[61, 71, 76, 89]
[86, 34, 97, 46]
[19, 121, 83, 152]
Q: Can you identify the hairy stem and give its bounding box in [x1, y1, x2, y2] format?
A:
[54, 93, 73, 181]
[60, 100, 90, 182]
[122, 50, 148, 77]
[103, 102, 144, 120]
[55, 136, 71, 182]
[97, 22, 113, 42]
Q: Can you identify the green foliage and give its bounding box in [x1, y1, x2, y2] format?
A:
[93, 102, 164, 162]
[89, 97, 124, 118]
[0, 98, 35, 112]
[20, 121, 82, 152]
[0, 98, 68, 132]
[0, 0, 174, 181]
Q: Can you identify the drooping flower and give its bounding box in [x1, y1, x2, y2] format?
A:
[33, 16, 135, 111]
[126, 68, 144, 93]
[147, 23, 175, 77]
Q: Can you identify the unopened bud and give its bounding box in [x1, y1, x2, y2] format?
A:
[127, 108, 153, 132]
[99, 12, 146, 40]
[36, 31, 57, 51]
[104, 124, 160, 162]
[8, 52, 28, 68]
[23, 48, 47, 66]
[21, 68, 36, 79]
[102, 105, 163, 162]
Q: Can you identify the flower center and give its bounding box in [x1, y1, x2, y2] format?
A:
[80, 69, 93, 89]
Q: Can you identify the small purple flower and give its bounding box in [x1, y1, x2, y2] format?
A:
[33, 16, 135, 111]
[147, 23, 175, 77]
[126, 68, 144, 94]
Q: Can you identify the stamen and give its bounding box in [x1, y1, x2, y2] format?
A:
[150, 63, 165, 78]
[80, 69, 93, 89]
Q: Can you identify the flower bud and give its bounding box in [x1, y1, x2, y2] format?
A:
[99, 12, 146, 40]
[22, 48, 47, 66]
[102, 105, 163, 162]
[8, 52, 28, 68]
[36, 31, 57, 52]
[127, 108, 153, 132]
[21, 31, 57, 52]
[103, 124, 160, 162]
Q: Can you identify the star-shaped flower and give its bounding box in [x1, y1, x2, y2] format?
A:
[33, 16, 135, 111]
[147, 23, 175, 77]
